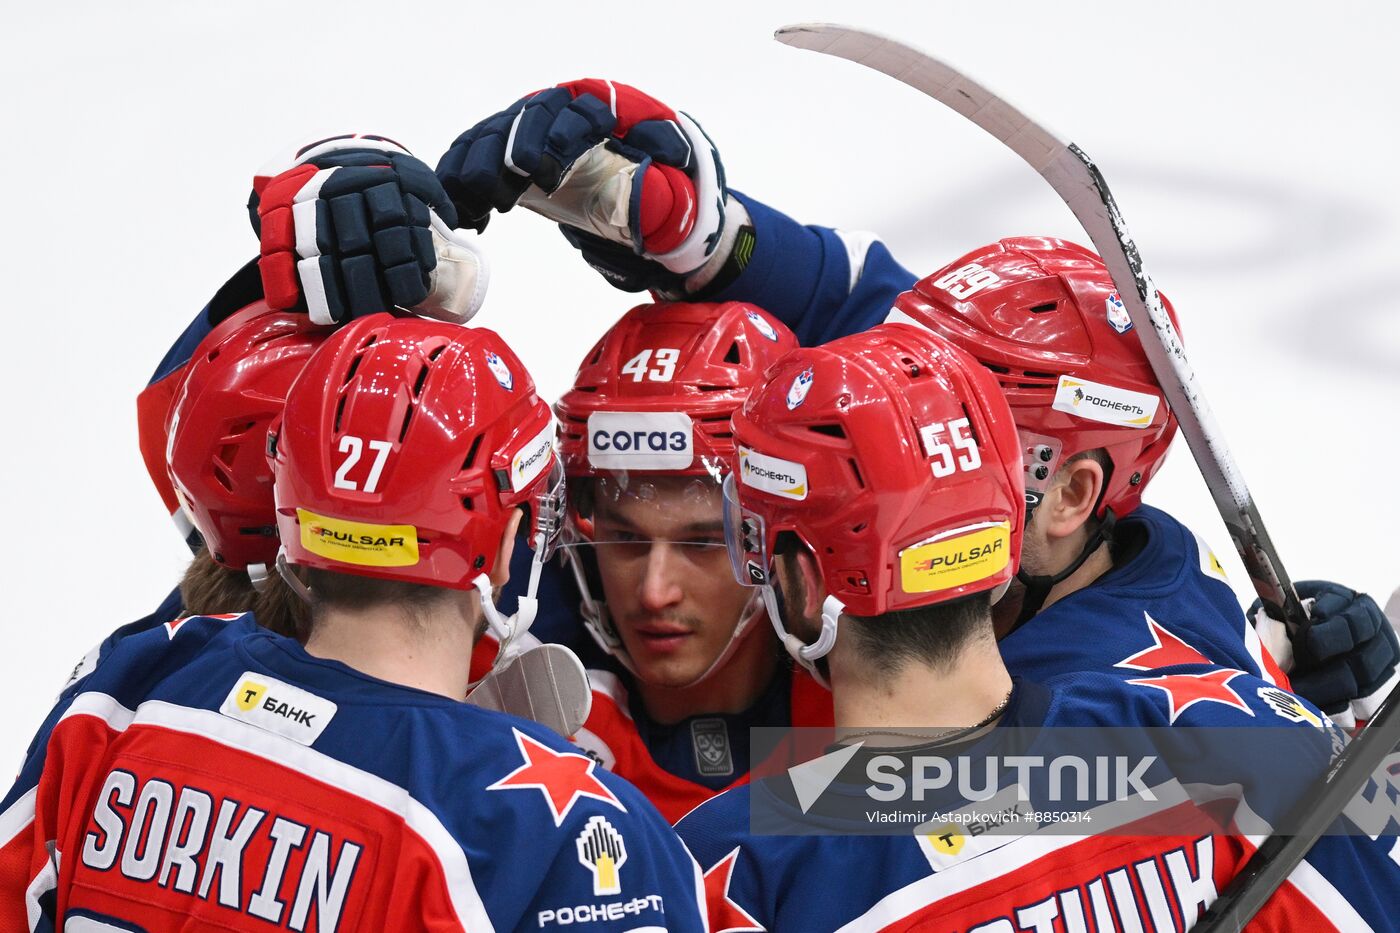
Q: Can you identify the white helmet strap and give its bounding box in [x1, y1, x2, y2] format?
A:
[760, 585, 839, 689]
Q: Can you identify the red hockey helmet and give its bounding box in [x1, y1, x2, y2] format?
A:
[724, 323, 1025, 658]
[166, 302, 332, 570]
[555, 300, 799, 479]
[271, 313, 561, 591]
[891, 238, 1179, 518]
[552, 300, 799, 680]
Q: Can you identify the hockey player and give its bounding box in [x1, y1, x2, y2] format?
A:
[0, 314, 706, 931]
[430, 79, 1399, 726]
[540, 299, 833, 821]
[59, 301, 329, 704]
[139, 133, 839, 820]
[673, 322, 1398, 931]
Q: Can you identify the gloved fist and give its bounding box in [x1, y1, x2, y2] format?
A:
[252, 136, 487, 325]
[436, 80, 734, 293]
[1252, 580, 1400, 726]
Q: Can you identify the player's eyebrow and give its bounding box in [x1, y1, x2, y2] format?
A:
[595, 513, 725, 538]
[677, 521, 725, 536]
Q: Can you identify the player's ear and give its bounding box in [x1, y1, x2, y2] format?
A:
[794, 547, 826, 620]
[1040, 456, 1105, 541]
[489, 508, 524, 588]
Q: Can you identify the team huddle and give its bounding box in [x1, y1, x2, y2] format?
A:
[3, 79, 1398, 931]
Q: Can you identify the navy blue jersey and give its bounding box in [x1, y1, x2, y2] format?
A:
[1, 613, 705, 932]
[677, 673, 1399, 932]
[1002, 505, 1288, 685]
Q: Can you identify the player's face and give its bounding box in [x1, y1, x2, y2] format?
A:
[590, 475, 756, 687]
[991, 505, 1051, 636]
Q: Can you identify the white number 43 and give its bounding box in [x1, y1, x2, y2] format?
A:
[919, 418, 981, 478]
[620, 348, 679, 382]
[334, 436, 393, 492]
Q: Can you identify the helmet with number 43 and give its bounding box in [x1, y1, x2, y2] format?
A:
[554, 301, 798, 687]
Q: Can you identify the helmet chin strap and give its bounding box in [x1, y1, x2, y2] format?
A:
[761, 585, 839, 690]
[1012, 509, 1117, 629]
[475, 531, 551, 669]
[275, 550, 314, 604]
[247, 561, 272, 593]
[562, 546, 635, 673]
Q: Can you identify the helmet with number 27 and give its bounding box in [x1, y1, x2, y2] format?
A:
[270, 312, 564, 654]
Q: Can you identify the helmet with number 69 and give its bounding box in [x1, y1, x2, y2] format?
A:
[166, 302, 331, 571]
[724, 323, 1026, 638]
[270, 313, 561, 590]
[891, 237, 1179, 518]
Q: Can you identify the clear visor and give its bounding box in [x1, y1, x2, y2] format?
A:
[559, 469, 731, 566]
[721, 473, 772, 588]
[531, 457, 567, 561]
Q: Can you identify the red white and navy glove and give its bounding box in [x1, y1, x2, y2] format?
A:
[436, 80, 746, 296]
[1252, 580, 1400, 729]
[250, 135, 488, 325]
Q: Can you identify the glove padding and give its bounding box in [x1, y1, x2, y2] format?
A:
[1251, 580, 1400, 724]
[436, 79, 728, 292]
[252, 137, 485, 324]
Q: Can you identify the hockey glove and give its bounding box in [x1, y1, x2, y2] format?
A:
[252, 136, 487, 325]
[436, 80, 739, 295]
[1252, 580, 1400, 725]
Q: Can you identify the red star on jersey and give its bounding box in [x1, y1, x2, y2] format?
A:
[703, 848, 765, 933]
[1127, 668, 1255, 723]
[487, 728, 625, 825]
[1116, 611, 1212, 671]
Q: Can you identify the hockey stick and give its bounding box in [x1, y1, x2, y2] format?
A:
[1195, 687, 1400, 929]
[772, 22, 1310, 630]
[774, 23, 1400, 929]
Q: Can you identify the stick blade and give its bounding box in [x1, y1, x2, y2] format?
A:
[775, 22, 1067, 169]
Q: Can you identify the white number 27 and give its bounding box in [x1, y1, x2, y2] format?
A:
[919, 418, 981, 478]
[333, 436, 393, 492]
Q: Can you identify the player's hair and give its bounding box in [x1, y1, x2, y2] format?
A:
[301, 567, 464, 632]
[774, 531, 993, 676]
[845, 592, 993, 677]
[179, 548, 308, 640]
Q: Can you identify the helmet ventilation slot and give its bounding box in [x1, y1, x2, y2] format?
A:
[722, 341, 742, 365]
[1029, 301, 1059, 314]
[461, 435, 483, 470]
[847, 457, 865, 489]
